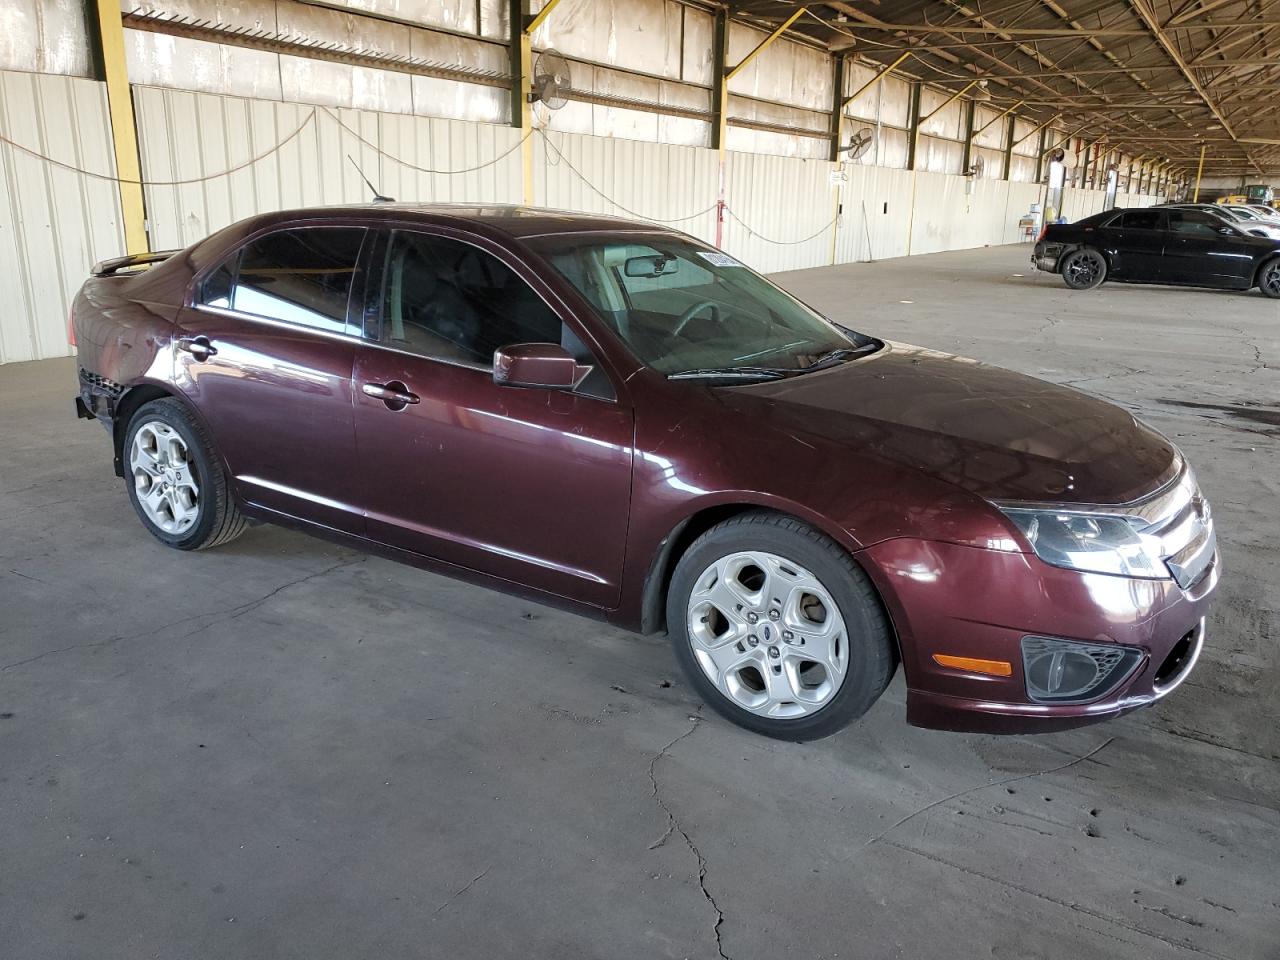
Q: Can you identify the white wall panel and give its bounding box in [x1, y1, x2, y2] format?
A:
[0, 0, 93, 77]
[533, 129, 719, 245]
[918, 88, 963, 140]
[722, 151, 835, 273]
[134, 86, 523, 249]
[832, 164, 913, 263]
[0, 71, 124, 364]
[972, 106, 1006, 150]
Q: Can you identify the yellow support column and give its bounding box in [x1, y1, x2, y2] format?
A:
[519, 30, 534, 205]
[1193, 143, 1207, 203]
[511, 1, 562, 206]
[92, 0, 147, 254]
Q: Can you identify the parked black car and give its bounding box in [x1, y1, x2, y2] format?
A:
[1033, 207, 1280, 297]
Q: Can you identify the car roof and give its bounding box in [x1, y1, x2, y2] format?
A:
[219, 203, 674, 241]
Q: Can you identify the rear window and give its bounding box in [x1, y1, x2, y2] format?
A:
[202, 227, 367, 334]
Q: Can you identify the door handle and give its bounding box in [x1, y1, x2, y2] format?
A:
[177, 336, 217, 361]
[362, 381, 421, 409]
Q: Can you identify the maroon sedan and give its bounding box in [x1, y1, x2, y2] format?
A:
[71, 205, 1218, 740]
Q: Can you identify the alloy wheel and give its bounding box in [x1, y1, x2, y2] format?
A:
[130, 420, 200, 535]
[1263, 264, 1280, 297]
[686, 551, 849, 719]
[1067, 252, 1101, 286]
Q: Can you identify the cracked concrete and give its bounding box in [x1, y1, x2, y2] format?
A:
[1, 245, 1278, 959]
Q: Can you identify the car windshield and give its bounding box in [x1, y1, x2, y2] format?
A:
[523, 233, 875, 376]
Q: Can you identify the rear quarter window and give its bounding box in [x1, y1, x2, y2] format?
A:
[202, 227, 367, 335]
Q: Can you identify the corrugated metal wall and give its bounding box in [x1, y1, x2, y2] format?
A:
[1, 75, 1172, 366]
[0, 71, 124, 364]
[533, 129, 719, 242]
[722, 151, 836, 272]
[134, 85, 523, 250]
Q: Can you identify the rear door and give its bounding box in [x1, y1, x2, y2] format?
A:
[1105, 209, 1167, 280]
[176, 225, 370, 535]
[1165, 210, 1256, 286]
[351, 227, 634, 608]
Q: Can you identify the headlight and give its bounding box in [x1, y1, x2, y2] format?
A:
[998, 507, 1168, 579]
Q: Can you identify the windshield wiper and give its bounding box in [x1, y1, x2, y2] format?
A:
[801, 341, 881, 371]
[668, 366, 790, 381]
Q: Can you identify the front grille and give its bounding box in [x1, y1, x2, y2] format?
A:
[1106, 463, 1216, 591]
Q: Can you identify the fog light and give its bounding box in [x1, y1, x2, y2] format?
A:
[1020, 636, 1142, 704]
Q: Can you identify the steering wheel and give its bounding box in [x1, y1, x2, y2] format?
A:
[672, 300, 721, 337]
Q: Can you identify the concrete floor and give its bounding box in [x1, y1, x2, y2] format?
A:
[2, 244, 1278, 959]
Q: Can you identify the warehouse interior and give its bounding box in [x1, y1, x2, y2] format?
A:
[1, 1, 1278, 957]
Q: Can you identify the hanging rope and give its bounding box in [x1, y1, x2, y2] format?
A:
[536, 128, 720, 224]
[0, 109, 318, 185]
[319, 106, 532, 175]
[723, 205, 838, 245]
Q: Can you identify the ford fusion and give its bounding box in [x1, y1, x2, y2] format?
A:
[72, 205, 1218, 740]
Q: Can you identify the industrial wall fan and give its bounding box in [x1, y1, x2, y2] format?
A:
[966, 155, 986, 178]
[838, 126, 876, 160]
[531, 49, 571, 110]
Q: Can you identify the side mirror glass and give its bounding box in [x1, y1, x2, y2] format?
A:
[624, 255, 679, 278]
[493, 342, 588, 390]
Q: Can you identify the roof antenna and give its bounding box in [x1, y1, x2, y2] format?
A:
[347, 154, 394, 203]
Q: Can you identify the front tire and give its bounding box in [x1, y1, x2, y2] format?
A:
[1258, 258, 1280, 299]
[123, 397, 246, 550]
[666, 512, 895, 741]
[1060, 247, 1107, 290]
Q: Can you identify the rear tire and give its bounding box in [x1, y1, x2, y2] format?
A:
[1060, 247, 1107, 290]
[666, 512, 895, 741]
[123, 398, 246, 550]
[1258, 258, 1280, 299]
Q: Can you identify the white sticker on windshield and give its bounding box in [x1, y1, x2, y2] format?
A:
[697, 251, 742, 267]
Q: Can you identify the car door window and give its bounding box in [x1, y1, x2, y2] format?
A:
[1119, 210, 1164, 231]
[202, 227, 367, 335]
[376, 230, 612, 398]
[1169, 211, 1227, 239]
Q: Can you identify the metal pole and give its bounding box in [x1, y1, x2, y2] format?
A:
[91, 0, 148, 253]
[1193, 144, 1207, 202]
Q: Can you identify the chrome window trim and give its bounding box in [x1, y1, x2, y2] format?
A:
[191, 303, 363, 343]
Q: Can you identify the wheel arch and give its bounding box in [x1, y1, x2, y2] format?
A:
[111, 382, 219, 480]
[636, 501, 887, 642]
[1253, 251, 1280, 287]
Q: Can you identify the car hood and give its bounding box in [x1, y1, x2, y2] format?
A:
[722, 341, 1179, 505]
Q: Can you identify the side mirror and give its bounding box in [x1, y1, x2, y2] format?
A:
[493, 342, 588, 390]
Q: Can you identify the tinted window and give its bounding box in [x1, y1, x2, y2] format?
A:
[1120, 210, 1163, 230]
[378, 231, 564, 367]
[1169, 211, 1227, 238]
[202, 260, 233, 308]
[221, 227, 366, 333]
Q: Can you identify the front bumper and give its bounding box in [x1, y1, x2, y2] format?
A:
[857, 538, 1218, 734]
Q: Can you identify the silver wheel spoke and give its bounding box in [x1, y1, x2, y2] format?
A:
[686, 549, 849, 720]
[130, 420, 200, 535]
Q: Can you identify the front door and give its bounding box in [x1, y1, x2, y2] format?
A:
[352, 228, 633, 608]
[175, 225, 370, 535]
[1164, 210, 1258, 285]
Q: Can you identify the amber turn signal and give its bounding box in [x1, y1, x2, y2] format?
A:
[932, 654, 1013, 677]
